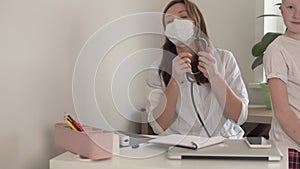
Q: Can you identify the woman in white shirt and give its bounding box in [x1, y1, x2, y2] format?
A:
[145, 0, 249, 138]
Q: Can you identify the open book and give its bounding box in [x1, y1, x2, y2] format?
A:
[148, 134, 225, 150]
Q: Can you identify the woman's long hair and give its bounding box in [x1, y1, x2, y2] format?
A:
[159, 0, 209, 86]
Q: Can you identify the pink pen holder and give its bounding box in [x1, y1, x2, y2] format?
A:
[54, 123, 113, 160]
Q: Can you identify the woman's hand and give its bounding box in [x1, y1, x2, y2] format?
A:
[172, 52, 192, 83]
[197, 48, 220, 80]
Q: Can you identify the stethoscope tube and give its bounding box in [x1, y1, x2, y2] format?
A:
[185, 36, 211, 137]
[186, 72, 211, 137]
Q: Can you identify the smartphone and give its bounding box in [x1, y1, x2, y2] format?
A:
[245, 137, 271, 148]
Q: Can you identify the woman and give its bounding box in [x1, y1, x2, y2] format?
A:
[263, 0, 300, 150]
[146, 0, 248, 138]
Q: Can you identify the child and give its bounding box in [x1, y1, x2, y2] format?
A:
[263, 0, 300, 151]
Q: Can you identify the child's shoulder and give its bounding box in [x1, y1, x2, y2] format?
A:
[267, 35, 300, 53]
[269, 35, 300, 47]
[269, 35, 284, 46]
[266, 35, 285, 52]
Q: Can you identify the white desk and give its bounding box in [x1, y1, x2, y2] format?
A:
[50, 142, 288, 169]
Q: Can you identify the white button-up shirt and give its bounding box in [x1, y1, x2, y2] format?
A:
[146, 48, 249, 138]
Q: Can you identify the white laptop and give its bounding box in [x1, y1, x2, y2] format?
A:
[167, 138, 283, 161]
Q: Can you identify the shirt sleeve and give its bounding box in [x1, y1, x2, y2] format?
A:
[145, 62, 165, 134]
[223, 50, 249, 125]
[263, 43, 288, 83]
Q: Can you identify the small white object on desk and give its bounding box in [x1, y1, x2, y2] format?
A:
[117, 133, 130, 147]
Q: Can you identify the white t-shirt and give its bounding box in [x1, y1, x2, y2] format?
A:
[263, 35, 300, 150]
[145, 48, 249, 138]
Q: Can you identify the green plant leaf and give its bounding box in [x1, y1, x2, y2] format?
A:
[251, 56, 263, 70]
[257, 3, 281, 18]
[252, 42, 265, 57]
[257, 14, 281, 18]
[250, 2, 282, 71]
[261, 32, 282, 48]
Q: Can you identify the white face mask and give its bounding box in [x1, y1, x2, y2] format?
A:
[164, 19, 195, 47]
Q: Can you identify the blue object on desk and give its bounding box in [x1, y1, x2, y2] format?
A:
[131, 144, 140, 149]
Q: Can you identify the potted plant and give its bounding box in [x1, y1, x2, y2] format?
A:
[251, 32, 282, 70]
[251, 3, 282, 109]
[251, 32, 282, 109]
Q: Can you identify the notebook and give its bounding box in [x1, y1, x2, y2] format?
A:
[167, 138, 283, 161]
[148, 134, 225, 150]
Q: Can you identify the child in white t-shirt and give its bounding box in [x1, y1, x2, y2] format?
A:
[263, 0, 300, 150]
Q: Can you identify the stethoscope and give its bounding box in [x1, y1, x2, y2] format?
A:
[179, 36, 243, 139]
[185, 37, 211, 137]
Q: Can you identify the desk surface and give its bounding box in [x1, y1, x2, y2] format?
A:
[50, 142, 288, 169]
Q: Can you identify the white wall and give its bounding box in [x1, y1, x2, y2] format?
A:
[194, 0, 265, 104]
[195, 0, 256, 85]
[0, 0, 261, 169]
[265, 0, 285, 34]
